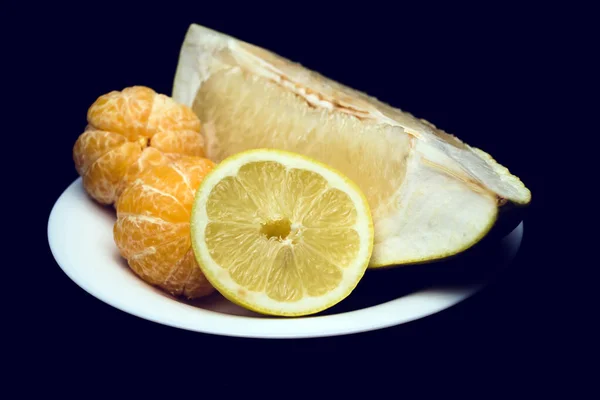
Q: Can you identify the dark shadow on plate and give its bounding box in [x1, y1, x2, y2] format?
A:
[81, 181, 117, 220]
[314, 219, 523, 316]
[177, 220, 522, 318]
[111, 248, 131, 271]
[182, 292, 266, 317]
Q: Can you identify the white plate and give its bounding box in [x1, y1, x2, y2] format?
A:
[48, 178, 524, 339]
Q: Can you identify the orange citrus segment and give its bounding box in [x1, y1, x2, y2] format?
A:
[118, 147, 170, 196]
[72, 129, 129, 176]
[150, 130, 205, 157]
[114, 180, 190, 224]
[147, 94, 201, 135]
[82, 142, 142, 204]
[113, 215, 189, 258]
[163, 250, 215, 298]
[128, 235, 190, 284]
[133, 163, 197, 211]
[87, 86, 155, 140]
[171, 155, 219, 193]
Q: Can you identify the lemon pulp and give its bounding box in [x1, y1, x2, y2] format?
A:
[191, 150, 373, 316]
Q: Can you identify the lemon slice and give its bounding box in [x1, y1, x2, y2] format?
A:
[190, 149, 374, 316]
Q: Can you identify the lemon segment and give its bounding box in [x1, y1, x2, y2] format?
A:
[190, 149, 374, 316]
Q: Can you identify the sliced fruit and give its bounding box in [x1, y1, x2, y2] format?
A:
[190, 149, 374, 316]
[113, 154, 216, 299]
[73, 86, 205, 205]
[173, 24, 531, 267]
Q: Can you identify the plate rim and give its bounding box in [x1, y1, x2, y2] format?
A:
[48, 178, 523, 339]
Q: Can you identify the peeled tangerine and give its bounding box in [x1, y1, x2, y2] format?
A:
[172, 24, 532, 268]
[114, 154, 216, 299]
[73, 86, 205, 205]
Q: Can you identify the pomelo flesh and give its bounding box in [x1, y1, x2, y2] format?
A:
[172, 24, 531, 267]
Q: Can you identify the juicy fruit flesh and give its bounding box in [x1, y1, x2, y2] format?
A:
[194, 69, 411, 221]
[113, 156, 215, 299]
[204, 161, 360, 303]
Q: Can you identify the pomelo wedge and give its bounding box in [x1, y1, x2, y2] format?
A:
[173, 23, 531, 267]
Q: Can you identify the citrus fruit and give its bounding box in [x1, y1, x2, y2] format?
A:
[73, 86, 206, 205]
[190, 149, 374, 317]
[114, 154, 216, 299]
[173, 24, 531, 267]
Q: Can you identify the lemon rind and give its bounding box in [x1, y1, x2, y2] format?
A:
[190, 148, 374, 317]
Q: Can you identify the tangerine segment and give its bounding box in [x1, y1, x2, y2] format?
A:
[147, 94, 201, 135]
[114, 155, 216, 299]
[118, 147, 170, 196]
[163, 250, 215, 298]
[150, 130, 205, 157]
[164, 156, 215, 208]
[128, 235, 190, 285]
[87, 86, 155, 140]
[113, 215, 189, 258]
[73, 129, 129, 176]
[191, 149, 374, 316]
[82, 142, 142, 204]
[115, 179, 190, 224]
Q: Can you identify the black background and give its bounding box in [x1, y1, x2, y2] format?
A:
[14, 2, 563, 377]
